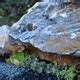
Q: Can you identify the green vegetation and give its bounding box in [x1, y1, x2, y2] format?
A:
[6, 51, 25, 65]
[22, 55, 76, 80]
[0, 0, 37, 26]
[0, 3, 29, 26]
[6, 51, 77, 80]
[61, 67, 76, 80]
[51, 64, 76, 80]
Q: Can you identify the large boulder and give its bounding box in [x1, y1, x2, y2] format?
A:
[9, 1, 80, 55]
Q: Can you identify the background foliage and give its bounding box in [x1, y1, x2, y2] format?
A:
[0, 0, 39, 26]
[6, 51, 77, 80]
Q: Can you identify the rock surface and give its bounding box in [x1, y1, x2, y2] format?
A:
[0, 25, 11, 57]
[9, 1, 80, 55]
[0, 25, 9, 48]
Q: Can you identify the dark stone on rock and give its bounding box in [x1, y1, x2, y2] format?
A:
[8, 1, 80, 56]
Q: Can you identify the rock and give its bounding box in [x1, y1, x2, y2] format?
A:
[0, 25, 12, 58]
[0, 25, 9, 48]
[9, 1, 80, 55]
[42, 0, 80, 3]
[1, 1, 79, 66]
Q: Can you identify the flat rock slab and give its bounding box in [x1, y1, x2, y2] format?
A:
[9, 2, 80, 55]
